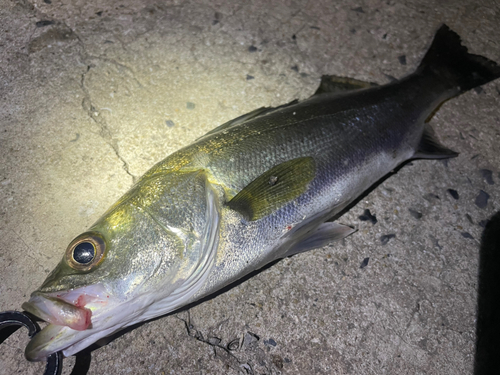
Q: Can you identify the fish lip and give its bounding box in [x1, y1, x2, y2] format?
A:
[22, 285, 111, 331]
[22, 293, 92, 331]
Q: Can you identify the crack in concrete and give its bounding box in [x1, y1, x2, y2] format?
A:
[80, 65, 136, 183]
[30, 13, 139, 184]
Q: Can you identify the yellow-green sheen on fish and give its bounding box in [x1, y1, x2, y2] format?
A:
[22, 25, 500, 361]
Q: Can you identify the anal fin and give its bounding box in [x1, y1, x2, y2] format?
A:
[284, 222, 356, 257]
[414, 123, 458, 159]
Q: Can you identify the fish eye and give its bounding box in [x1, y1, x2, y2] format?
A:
[65, 232, 106, 271]
[73, 242, 95, 264]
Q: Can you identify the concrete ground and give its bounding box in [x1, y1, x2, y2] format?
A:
[1, 0, 499, 374]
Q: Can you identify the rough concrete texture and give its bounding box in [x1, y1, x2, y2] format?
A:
[0, 0, 499, 374]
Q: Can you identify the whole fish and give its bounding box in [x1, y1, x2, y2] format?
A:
[22, 25, 500, 361]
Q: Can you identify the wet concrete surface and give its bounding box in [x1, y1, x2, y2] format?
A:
[1, 0, 499, 374]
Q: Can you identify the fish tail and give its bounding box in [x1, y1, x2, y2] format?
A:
[419, 24, 500, 93]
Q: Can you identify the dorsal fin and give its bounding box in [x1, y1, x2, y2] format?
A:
[200, 107, 272, 139]
[198, 100, 300, 141]
[314, 75, 378, 95]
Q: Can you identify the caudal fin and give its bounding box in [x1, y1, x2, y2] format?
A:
[419, 25, 500, 93]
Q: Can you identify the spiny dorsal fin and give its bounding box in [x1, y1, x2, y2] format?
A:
[314, 75, 378, 95]
[197, 107, 272, 140]
[227, 157, 315, 221]
[414, 123, 458, 159]
[198, 100, 300, 140]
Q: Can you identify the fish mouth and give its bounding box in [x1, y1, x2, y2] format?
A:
[22, 294, 92, 331]
[22, 284, 114, 361]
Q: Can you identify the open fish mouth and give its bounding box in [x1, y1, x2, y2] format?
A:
[22, 294, 92, 331]
[22, 284, 111, 331]
[21, 284, 115, 361]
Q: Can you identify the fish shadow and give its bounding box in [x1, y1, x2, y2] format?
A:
[473, 210, 500, 375]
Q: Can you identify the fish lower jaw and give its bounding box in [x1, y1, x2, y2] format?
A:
[24, 312, 121, 361]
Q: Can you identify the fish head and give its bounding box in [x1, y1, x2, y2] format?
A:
[22, 170, 219, 361]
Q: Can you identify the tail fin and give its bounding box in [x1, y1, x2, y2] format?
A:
[419, 25, 500, 93]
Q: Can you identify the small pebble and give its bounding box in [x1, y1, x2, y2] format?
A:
[165, 119, 175, 127]
[213, 12, 221, 25]
[423, 193, 440, 201]
[475, 190, 490, 209]
[461, 232, 474, 239]
[360, 257, 370, 269]
[36, 20, 54, 27]
[243, 332, 259, 347]
[264, 338, 277, 347]
[358, 209, 377, 224]
[480, 169, 494, 185]
[186, 102, 195, 110]
[381, 234, 396, 245]
[408, 208, 423, 219]
[447, 189, 459, 200]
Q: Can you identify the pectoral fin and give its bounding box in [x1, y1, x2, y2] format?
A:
[227, 157, 315, 221]
[284, 222, 356, 257]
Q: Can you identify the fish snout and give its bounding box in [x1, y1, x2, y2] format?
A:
[22, 294, 92, 331]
